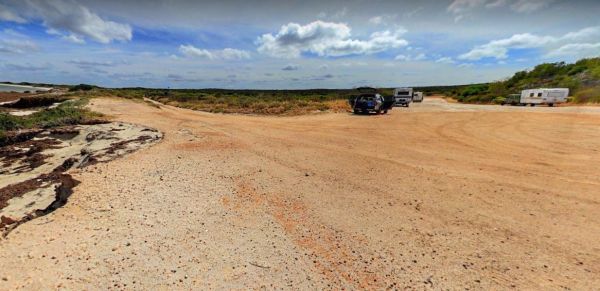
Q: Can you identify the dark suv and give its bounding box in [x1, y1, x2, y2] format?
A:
[348, 87, 395, 114]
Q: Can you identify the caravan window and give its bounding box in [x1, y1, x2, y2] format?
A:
[538, 93, 543, 97]
[530, 93, 534, 97]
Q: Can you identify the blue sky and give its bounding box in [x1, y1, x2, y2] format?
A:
[0, 0, 599, 89]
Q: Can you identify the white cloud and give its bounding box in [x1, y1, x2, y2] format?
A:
[19, 0, 132, 43]
[63, 34, 85, 44]
[256, 21, 408, 58]
[179, 45, 250, 60]
[179, 45, 213, 58]
[219, 48, 251, 60]
[459, 26, 600, 60]
[435, 57, 455, 64]
[545, 43, 600, 58]
[395, 53, 426, 61]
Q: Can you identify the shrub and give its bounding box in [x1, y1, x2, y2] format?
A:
[573, 86, 600, 103]
[69, 84, 95, 92]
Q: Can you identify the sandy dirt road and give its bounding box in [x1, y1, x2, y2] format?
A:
[1, 97, 599, 289]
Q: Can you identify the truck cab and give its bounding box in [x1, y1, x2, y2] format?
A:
[393, 87, 413, 107]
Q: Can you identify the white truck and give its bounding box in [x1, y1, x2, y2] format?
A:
[412, 91, 424, 103]
[393, 87, 413, 107]
[519, 88, 569, 107]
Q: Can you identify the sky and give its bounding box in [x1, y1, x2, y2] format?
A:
[0, 0, 599, 89]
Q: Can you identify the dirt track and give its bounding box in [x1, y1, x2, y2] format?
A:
[1, 97, 599, 289]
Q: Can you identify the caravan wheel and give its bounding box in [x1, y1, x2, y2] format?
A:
[548, 103, 554, 107]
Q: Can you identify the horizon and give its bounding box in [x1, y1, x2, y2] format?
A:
[1, 0, 599, 89]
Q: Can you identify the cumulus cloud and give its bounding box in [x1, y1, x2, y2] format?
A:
[7, 0, 132, 43]
[459, 26, 600, 60]
[256, 21, 408, 58]
[179, 45, 212, 58]
[179, 45, 250, 60]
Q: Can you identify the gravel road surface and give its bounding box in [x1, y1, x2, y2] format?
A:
[1, 97, 599, 289]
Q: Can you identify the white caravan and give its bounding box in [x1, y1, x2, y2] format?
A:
[412, 91, 424, 102]
[393, 87, 413, 107]
[520, 88, 569, 107]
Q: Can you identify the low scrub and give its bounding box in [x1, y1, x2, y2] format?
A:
[572, 86, 600, 103]
[0, 99, 104, 143]
[88, 88, 354, 115]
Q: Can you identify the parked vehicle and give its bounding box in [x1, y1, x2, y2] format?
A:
[412, 91, 424, 102]
[520, 88, 569, 106]
[393, 87, 413, 107]
[500, 94, 522, 106]
[348, 87, 395, 114]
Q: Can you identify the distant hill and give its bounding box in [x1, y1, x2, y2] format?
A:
[446, 57, 600, 104]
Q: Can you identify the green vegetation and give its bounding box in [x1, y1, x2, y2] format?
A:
[446, 57, 600, 104]
[0, 97, 103, 141]
[91, 88, 356, 115]
[69, 84, 96, 92]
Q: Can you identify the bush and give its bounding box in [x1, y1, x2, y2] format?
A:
[493, 96, 506, 104]
[573, 86, 600, 103]
[0, 99, 103, 132]
[69, 84, 95, 92]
